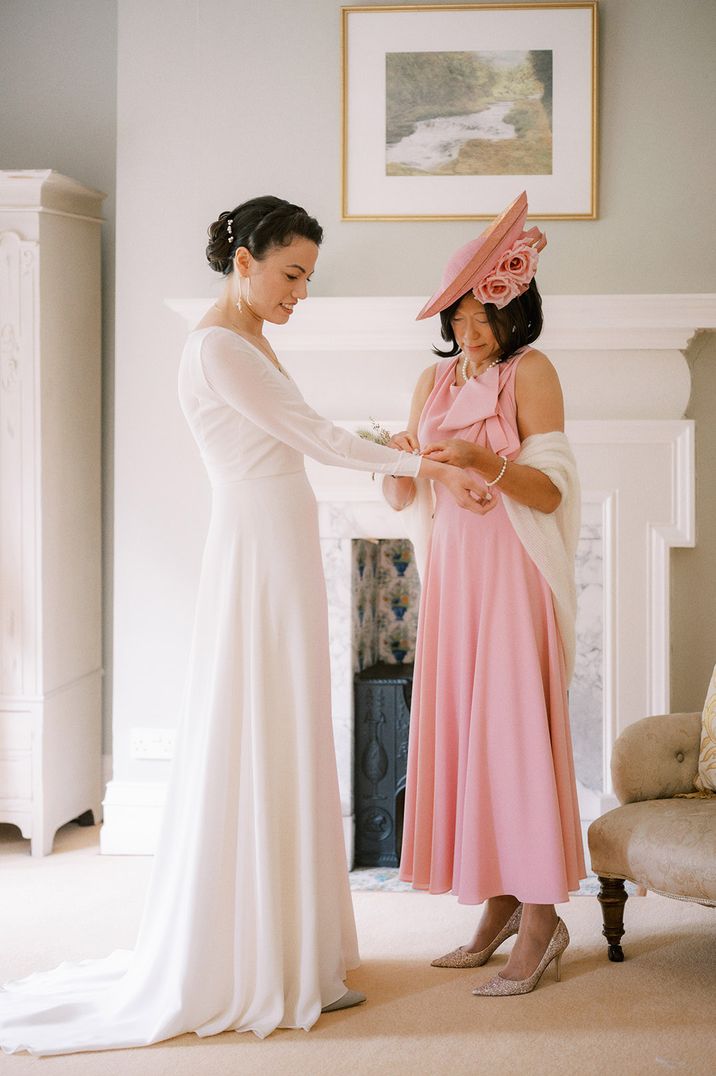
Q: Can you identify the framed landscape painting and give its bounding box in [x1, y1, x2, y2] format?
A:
[341, 3, 598, 219]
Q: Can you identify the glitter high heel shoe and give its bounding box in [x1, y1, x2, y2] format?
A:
[431, 903, 523, 969]
[471, 917, 569, 996]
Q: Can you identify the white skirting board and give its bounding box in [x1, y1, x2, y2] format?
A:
[101, 775, 608, 863]
[101, 777, 357, 861]
[100, 779, 168, 855]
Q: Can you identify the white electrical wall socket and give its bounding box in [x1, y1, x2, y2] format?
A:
[130, 727, 175, 760]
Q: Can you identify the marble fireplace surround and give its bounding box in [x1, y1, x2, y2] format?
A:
[103, 294, 713, 858]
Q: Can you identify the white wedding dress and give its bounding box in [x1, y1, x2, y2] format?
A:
[0, 326, 420, 1056]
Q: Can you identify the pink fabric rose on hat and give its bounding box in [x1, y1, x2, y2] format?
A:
[473, 272, 523, 309]
[497, 239, 539, 284]
[472, 231, 544, 309]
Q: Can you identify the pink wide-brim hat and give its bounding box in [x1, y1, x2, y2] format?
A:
[416, 191, 531, 320]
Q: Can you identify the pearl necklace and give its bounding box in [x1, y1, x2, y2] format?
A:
[462, 353, 500, 383]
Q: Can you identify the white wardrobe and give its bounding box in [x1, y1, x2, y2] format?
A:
[0, 170, 104, 854]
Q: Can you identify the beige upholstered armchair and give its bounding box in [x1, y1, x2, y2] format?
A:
[588, 712, 716, 961]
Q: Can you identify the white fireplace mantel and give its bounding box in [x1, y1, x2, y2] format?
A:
[167, 293, 716, 425]
[100, 294, 709, 856]
[166, 293, 716, 353]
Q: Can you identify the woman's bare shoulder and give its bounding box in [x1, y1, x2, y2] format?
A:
[416, 362, 438, 391]
[518, 347, 556, 372]
[516, 348, 561, 387]
[515, 348, 564, 433]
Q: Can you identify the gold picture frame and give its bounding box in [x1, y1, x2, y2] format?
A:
[341, 3, 598, 220]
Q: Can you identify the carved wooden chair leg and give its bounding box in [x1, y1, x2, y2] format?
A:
[597, 876, 627, 961]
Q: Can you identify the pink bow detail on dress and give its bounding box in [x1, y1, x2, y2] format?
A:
[437, 364, 521, 457]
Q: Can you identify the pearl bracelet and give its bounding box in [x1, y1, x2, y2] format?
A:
[485, 454, 508, 487]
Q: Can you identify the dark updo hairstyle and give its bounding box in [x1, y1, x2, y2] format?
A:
[433, 277, 544, 362]
[206, 195, 323, 275]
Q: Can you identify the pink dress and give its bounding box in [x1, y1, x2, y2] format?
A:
[399, 349, 586, 905]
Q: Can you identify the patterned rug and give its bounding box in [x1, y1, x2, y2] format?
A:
[348, 867, 636, 897]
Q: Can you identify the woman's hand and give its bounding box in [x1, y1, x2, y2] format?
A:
[442, 466, 497, 514]
[419, 458, 496, 515]
[422, 438, 478, 469]
[422, 441, 502, 512]
[389, 430, 420, 454]
[383, 431, 420, 512]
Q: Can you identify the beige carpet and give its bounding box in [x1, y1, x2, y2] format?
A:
[1, 822, 714, 1076]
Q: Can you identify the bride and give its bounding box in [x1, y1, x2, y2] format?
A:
[0, 195, 487, 1055]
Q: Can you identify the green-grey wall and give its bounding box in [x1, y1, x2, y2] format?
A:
[111, 0, 715, 721]
[0, 0, 117, 751]
[112, 0, 715, 300]
[1, 0, 714, 745]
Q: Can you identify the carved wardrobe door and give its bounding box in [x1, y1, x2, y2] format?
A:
[0, 170, 104, 854]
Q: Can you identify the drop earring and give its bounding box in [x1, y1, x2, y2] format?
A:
[236, 275, 261, 325]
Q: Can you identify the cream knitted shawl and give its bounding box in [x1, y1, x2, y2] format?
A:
[402, 430, 581, 683]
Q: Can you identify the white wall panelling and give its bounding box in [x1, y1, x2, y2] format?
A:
[308, 416, 694, 826]
[0, 170, 105, 855]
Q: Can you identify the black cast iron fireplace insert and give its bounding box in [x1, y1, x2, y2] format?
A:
[353, 662, 413, 868]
